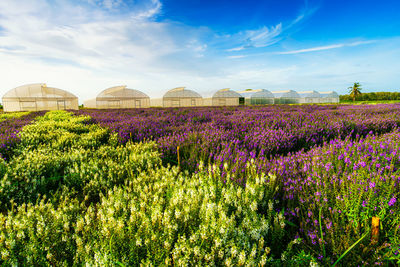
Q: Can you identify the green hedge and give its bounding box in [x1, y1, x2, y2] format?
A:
[0, 111, 311, 266]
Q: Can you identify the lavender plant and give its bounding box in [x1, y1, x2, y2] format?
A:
[0, 111, 45, 160]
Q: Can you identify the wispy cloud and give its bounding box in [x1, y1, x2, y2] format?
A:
[286, 0, 319, 28]
[225, 0, 318, 52]
[85, 0, 162, 18]
[0, 0, 205, 70]
[227, 55, 246, 59]
[0, 0, 213, 99]
[0, 0, 398, 100]
[226, 24, 283, 52]
[276, 40, 376, 55]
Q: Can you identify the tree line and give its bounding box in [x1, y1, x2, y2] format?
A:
[340, 91, 400, 102]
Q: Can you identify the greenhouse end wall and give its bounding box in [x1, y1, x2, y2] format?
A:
[3, 98, 78, 112]
[249, 98, 274, 105]
[320, 97, 339, 103]
[274, 98, 299, 104]
[212, 98, 240, 106]
[163, 98, 203, 107]
[298, 98, 321, 104]
[96, 98, 150, 109]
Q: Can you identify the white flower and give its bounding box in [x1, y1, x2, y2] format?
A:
[250, 201, 258, 212]
[231, 246, 238, 257]
[194, 246, 200, 256]
[268, 201, 273, 211]
[238, 251, 246, 265]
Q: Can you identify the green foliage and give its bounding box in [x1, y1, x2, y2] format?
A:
[2, 109, 399, 265]
[0, 110, 160, 210]
[273, 132, 400, 265]
[0, 111, 30, 122]
[72, 165, 292, 266]
[0, 110, 305, 265]
[0, 163, 301, 265]
[348, 82, 362, 102]
[340, 91, 400, 102]
[0, 196, 83, 266]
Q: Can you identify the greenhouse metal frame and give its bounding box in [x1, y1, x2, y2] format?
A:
[163, 87, 203, 107]
[298, 90, 322, 104]
[320, 91, 340, 103]
[95, 85, 150, 109]
[212, 88, 244, 106]
[272, 90, 300, 104]
[2, 83, 78, 112]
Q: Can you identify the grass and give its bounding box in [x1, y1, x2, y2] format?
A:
[340, 100, 400, 105]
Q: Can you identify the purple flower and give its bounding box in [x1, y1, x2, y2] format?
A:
[388, 197, 397, 207]
[369, 181, 376, 189]
[326, 221, 332, 230]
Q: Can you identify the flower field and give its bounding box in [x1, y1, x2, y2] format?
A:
[0, 105, 400, 265]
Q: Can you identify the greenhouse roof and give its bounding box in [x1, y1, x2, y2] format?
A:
[320, 91, 339, 98]
[163, 87, 202, 99]
[96, 85, 149, 100]
[272, 90, 300, 98]
[212, 88, 243, 98]
[3, 83, 77, 100]
[237, 89, 262, 98]
[250, 89, 274, 98]
[298, 90, 321, 98]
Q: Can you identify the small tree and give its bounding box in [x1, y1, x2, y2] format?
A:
[348, 82, 362, 102]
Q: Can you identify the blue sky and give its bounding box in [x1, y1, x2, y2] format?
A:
[0, 0, 399, 101]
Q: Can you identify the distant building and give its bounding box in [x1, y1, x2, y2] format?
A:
[85, 85, 150, 109]
[163, 87, 203, 107]
[212, 88, 244, 106]
[272, 90, 300, 104]
[320, 91, 340, 103]
[238, 89, 274, 105]
[298, 90, 321, 104]
[2, 83, 78, 112]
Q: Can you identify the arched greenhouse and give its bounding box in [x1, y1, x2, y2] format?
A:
[212, 88, 244, 106]
[2, 83, 78, 112]
[92, 85, 150, 109]
[163, 87, 203, 107]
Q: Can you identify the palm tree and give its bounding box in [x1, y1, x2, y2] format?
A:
[348, 82, 362, 102]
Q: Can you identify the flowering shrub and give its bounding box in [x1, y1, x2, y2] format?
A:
[265, 131, 400, 264]
[0, 196, 83, 265]
[0, 111, 45, 160]
[76, 104, 400, 178]
[0, 111, 160, 211]
[73, 164, 294, 266]
[0, 112, 30, 122]
[0, 110, 305, 265]
[1, 106, 400, 265]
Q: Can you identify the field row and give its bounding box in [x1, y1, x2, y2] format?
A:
[0, 106, 399, 265]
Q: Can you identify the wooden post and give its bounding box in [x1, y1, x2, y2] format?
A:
[371, 217, 379, 245]
[177, 146, 180, 169]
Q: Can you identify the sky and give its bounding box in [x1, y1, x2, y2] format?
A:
[0, 0, 399, 101]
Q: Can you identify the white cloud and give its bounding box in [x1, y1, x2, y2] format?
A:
[0, 0, 176, 68]
[226, 24, 283, 52]
[225, 1, 319, 53]
[0, 0, 398, 102]
[277, 40, 376, 55]
[227, 55, 246, 59]
[0, 0, 212, 100]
